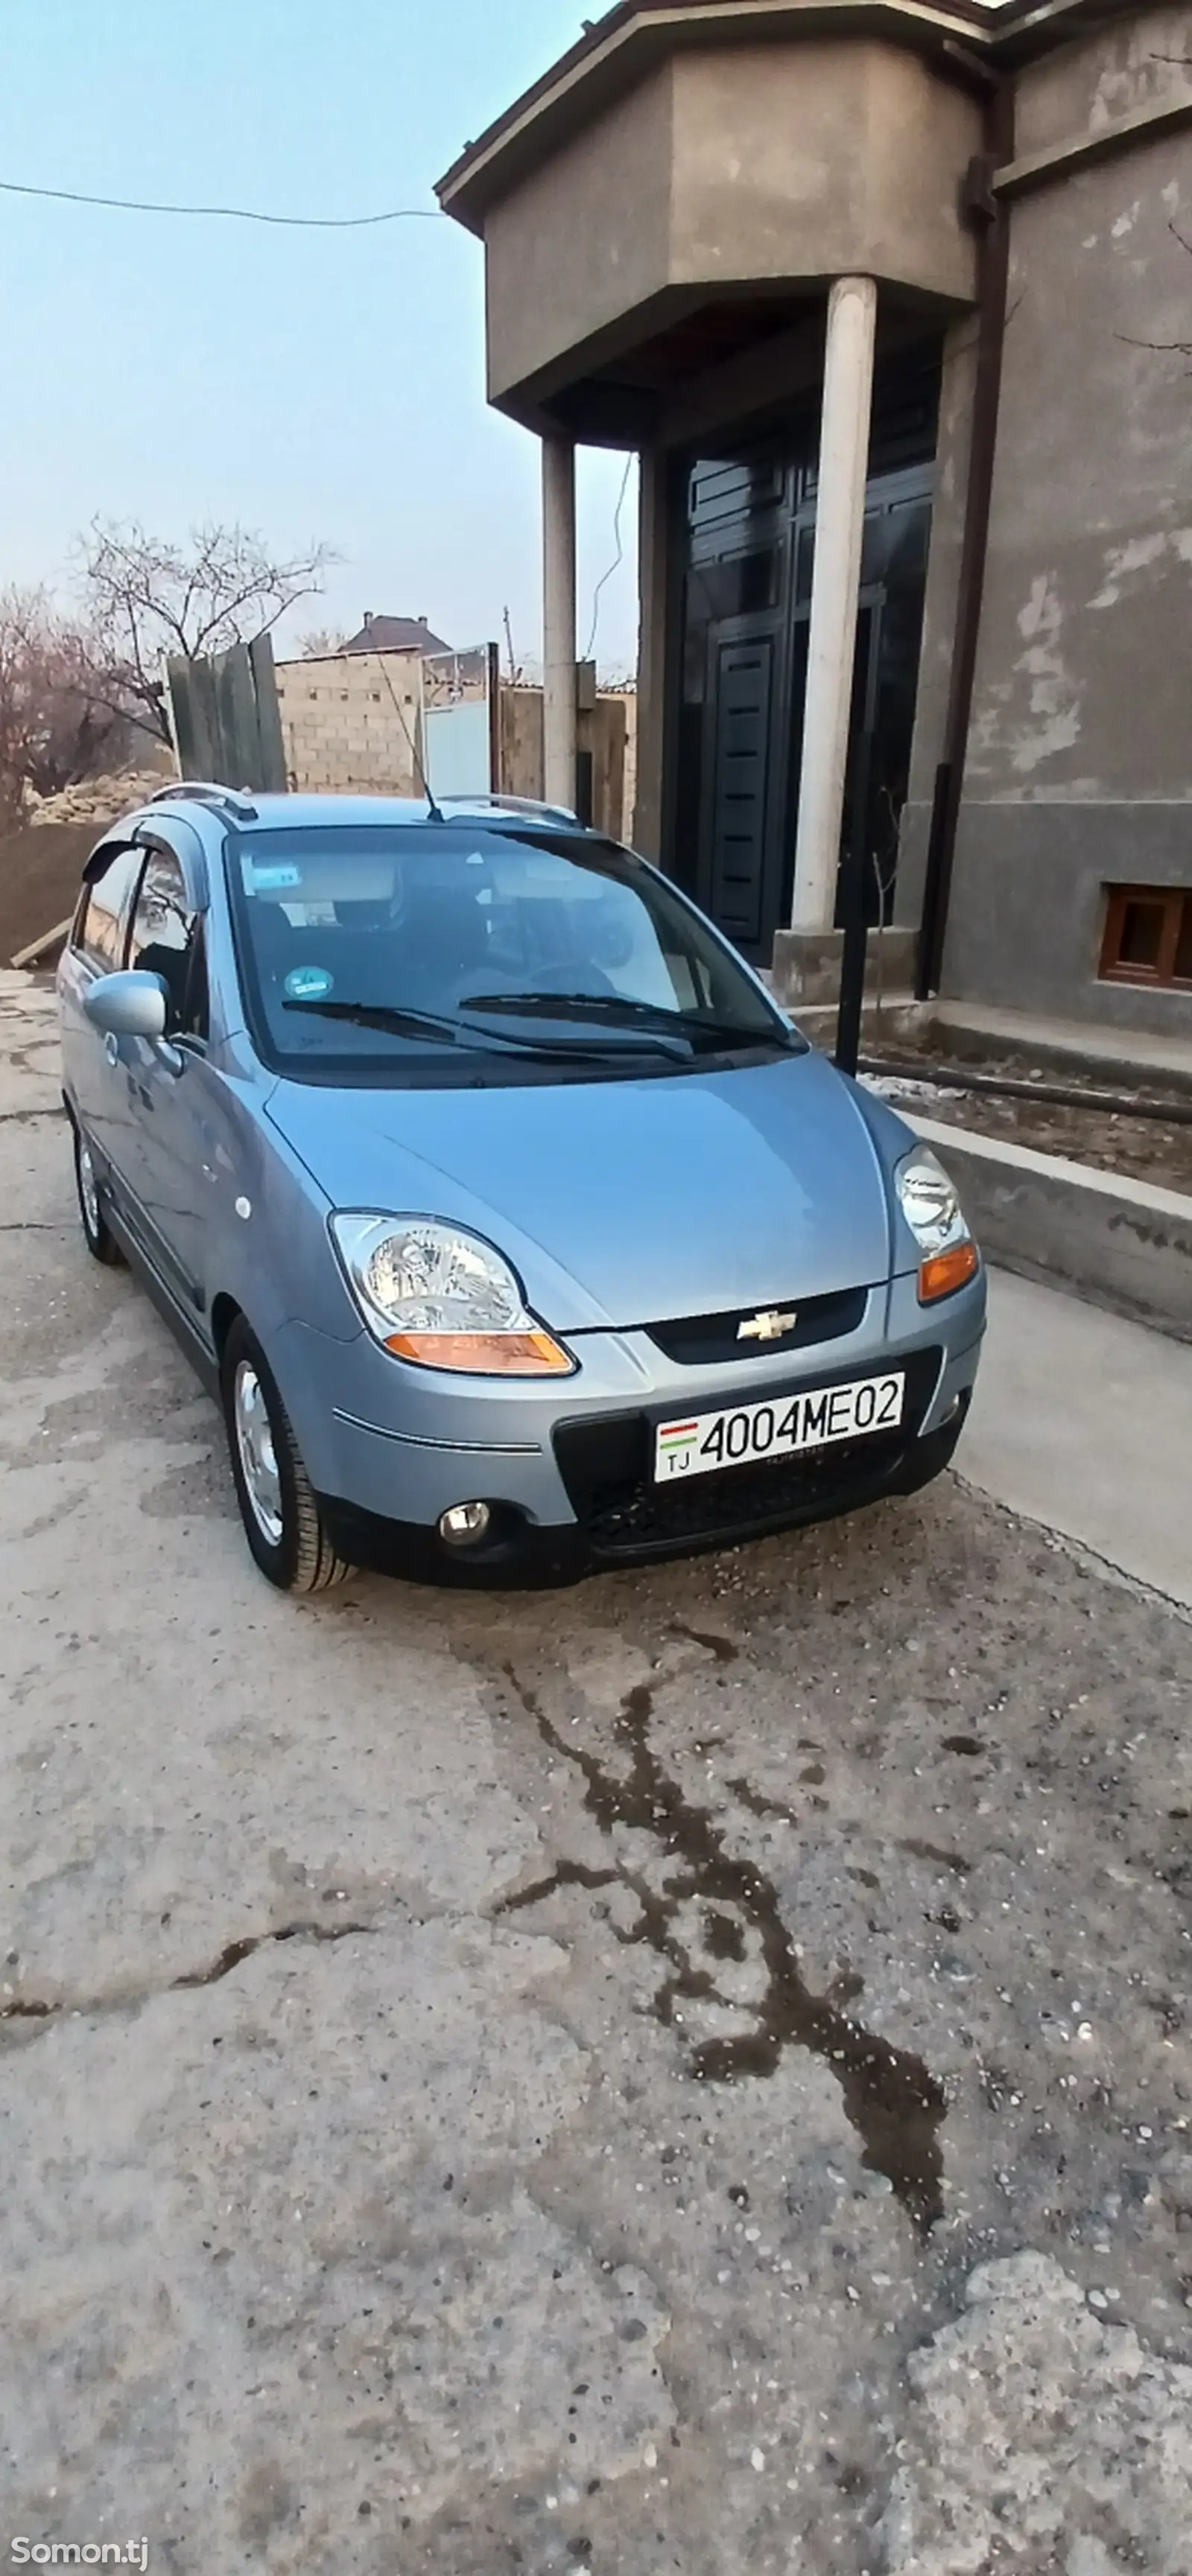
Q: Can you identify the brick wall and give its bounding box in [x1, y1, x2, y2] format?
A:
[275, 650, 638, 838]
[499, 686, 636, 839]
[273, 651, 424, 794]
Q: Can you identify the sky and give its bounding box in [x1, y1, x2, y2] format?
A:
[0, 1, 640, 673]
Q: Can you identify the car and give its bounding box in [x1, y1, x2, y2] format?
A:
[57, 786, 985, 1592]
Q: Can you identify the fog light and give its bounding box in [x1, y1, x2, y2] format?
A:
[439, 1501, 492, 1548]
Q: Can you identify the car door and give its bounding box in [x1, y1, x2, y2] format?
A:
[60, 841, 148, 1186]
[118, 839, 213, 1320]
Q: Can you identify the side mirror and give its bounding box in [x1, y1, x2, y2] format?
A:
[82, 970, 168, 1042]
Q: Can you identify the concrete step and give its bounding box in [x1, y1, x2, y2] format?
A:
[770, 993, 933, 1049]
[932, 1000, 1192, 1098]
[769, 924, 917, 1011]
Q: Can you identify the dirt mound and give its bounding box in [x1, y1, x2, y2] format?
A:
[1, 766, 176, 964]
[0, 823, 100, 965]
[23, 765, 171, 829]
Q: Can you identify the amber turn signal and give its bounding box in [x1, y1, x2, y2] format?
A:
[917, 1240, 979, 1304]
[383, 1329, 574, 1375]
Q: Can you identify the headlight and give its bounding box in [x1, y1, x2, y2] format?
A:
[329, 1215, 574, 1375]
[895, 1148, 979, 1304]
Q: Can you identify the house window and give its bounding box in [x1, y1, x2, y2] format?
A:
[1100, 885, 1192, 988]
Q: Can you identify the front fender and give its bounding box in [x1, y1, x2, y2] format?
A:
[201, 1076, 362, 1349]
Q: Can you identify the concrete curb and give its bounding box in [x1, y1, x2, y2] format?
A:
[910, 1113, 1192, 1341]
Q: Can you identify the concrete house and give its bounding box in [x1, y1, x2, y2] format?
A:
[437, 0, 1192, 1038]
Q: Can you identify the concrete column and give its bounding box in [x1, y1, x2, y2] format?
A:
[790, 275, 878, 931]
[633, 447, 667, 858]
[542, 433, 577, 810]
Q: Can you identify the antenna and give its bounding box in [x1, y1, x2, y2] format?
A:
[374, 652, 446, 822]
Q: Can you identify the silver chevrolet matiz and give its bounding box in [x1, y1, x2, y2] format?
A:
[57, 786, 985, 1591]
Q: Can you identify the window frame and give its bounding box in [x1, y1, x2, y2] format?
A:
[72, 841, 147, 976]
[125, 834, 210, 1044]
[1099, 884, 1192, 990]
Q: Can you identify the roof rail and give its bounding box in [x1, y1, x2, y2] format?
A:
[149, 780, 259, 818]
[437, 792, 581, 826]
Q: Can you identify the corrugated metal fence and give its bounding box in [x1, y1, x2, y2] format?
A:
[165, 634, 288, 792]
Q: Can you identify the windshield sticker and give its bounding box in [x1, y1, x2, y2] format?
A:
[284, 965, 335, 1002]
[246, 861, 302, 892]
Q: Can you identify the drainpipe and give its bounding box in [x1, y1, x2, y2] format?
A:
[916, 77, 1015, 1001]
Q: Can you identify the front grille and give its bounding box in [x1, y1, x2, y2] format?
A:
[647, 1285, 868, 1367]
[554, 1346, 942, 1561]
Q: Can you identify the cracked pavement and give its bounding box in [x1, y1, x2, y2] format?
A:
[1, 975, 1190, 2574]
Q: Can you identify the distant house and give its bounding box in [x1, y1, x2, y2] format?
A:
[342, 614, 451, 657]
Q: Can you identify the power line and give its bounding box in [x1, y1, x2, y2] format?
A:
[0, 176, 443, 228]
[584, 454, 635, 663]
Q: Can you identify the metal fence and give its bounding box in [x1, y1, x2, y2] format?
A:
[165, 632, 288, 792]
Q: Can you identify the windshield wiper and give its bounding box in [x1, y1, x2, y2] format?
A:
[462, 990, 790, 1052]
[283, 997, 471, 1043]
[281, 995, 654, 1064]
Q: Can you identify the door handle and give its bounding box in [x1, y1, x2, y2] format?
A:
[104, 1033, 119, 1067]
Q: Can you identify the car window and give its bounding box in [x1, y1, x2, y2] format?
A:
[76, 846, 145, 973]
[226, 823, 799, 1085]
[127, 845, 208, 1038]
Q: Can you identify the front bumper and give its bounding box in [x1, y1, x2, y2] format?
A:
[267, 1265, 986, 1583]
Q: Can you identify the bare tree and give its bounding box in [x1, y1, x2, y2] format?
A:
[297, 625, 347, 660]
[1118, 213, 1192, 364]
[77, 519, 337, 742]
[1115, 58, 1192, 363]
[0, 587, 126, 824]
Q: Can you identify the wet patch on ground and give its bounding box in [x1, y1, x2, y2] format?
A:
[499, 1665, 948, 2230]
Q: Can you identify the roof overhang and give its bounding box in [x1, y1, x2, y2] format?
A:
[436, 0, 1135, 234]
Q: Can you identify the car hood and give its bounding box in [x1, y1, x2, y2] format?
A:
[266, 1052, 897, 1332]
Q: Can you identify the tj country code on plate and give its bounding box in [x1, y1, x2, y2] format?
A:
[654, 1371, 906, 1483]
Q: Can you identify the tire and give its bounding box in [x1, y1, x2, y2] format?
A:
[220, 1315, 355, 1594]
[73, 1122, 124, 1266]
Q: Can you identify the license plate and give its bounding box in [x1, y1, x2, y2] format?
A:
[653, 1370, 906, 1483]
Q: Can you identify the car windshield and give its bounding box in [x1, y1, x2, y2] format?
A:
[226, 822, 803, 1084]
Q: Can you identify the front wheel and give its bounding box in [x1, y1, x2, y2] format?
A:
[73, 1123, 124, 1266]
[221, 1317, 355, 1594]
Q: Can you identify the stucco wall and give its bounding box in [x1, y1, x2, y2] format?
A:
[670, 41, 979, 305]
[1013, 1, 1192, 156]
[901, 5, 1192, 1031]
[482, 36, 979, 413]
[965, 144, 1192, 810]
[944, 135, 1192, 1027]
[484, 67, 676, 407]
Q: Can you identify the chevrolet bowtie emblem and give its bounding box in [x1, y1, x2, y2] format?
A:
[738, 1307, 799, 1343]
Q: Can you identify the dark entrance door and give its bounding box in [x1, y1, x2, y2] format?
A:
[668, 360, 939, 963]
[696, 614, 783, 954]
